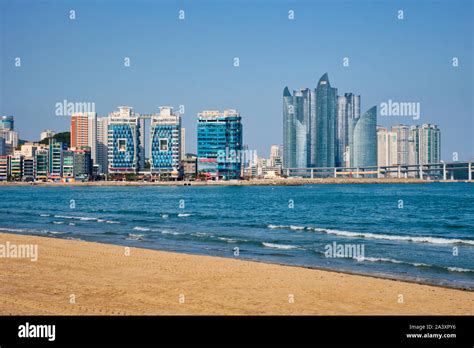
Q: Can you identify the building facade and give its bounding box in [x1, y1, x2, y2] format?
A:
[150, 107, 182, 177]
[336, 93, 360, 167]
[349, 106, 377, 168]
[377, 126, 398, 167]
[197, 109, 243, 180]
[107, 106, 142, 174]
[71, 112, 97, 165]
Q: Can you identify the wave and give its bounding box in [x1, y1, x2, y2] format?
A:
[133, 226, 151, 232]
[178, 213, 191, 217]
[161, 230, 182, 235]
[161, 214, 169, 219]
[39, 214, 50, 217]
[355, 256, 430, 268]
[355, 256, 474, 273]
[126, 233, 144, 241]
[262, 242, 299, 250]
[266, 224, 474, 246]
[218, 237, 238, 243]
[53, 214, 120, 224]
[52, 221, 64, 225]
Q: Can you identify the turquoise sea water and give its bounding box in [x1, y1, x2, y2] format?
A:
[0, 183, 473, 289]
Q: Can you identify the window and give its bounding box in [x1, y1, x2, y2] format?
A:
[118, 139, 127, 152]
[160, 139, 169, 151]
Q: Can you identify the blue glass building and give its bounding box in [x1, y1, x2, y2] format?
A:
[350, 106, 377, 168]
[107, 106, 142, 174]
[150, 106, 182, 178]
[197, 110, 242, 180]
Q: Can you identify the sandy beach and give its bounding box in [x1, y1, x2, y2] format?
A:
[0, 232, 472, 315]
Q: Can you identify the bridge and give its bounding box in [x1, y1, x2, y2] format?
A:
[283, 162, 473, 181]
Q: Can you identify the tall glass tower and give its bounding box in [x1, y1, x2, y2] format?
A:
[315, 73, 337, 168]
[336, 93, 360, 167]
[350, 106, 377, 168]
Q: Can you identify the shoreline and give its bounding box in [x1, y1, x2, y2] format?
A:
[1, 232, 472, 315]
[0, 178, 472, 187]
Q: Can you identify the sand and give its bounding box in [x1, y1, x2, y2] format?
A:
[0, 232, 472, 315]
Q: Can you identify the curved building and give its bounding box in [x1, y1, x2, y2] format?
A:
[351, 106, 377, 168]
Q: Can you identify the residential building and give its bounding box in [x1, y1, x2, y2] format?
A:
[150, 106, 182, 178]
[20, 143, 38, 158]
[49, 141, 65, 179]
[0, 156, 8, 181]
[377, 126, 398, 167]
[8, 154, 23, 180]
[108, 106, 142, 174]
[409, 124, 441, 165]
[391, 124, 410, 165]
[96, 117, 109, 174]
[73, 148, 92, 180]
[0, 136, 5, 156]
[63, 150, 75, 179]
[197, 109, 243, 180]
[40, 130, 56, 141]
[349, 106, 377, 168]
[180, 153, 197, 181]
[22, 157, 35, 181]
[35, 149, 49, 180]
[0, 115, 14, 130]
[71, 112, 97, 167]
[336, 93, 360, 167]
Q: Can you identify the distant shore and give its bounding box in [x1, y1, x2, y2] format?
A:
[1, 177, 471, 187]
[0, 232, 472, 315]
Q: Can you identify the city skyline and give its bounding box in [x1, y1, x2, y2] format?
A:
[1, 0, 472, 160]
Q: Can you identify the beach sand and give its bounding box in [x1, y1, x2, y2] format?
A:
[0, 232, 472, 315]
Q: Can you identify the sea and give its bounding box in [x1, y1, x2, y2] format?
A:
[0, 183, 473, 289]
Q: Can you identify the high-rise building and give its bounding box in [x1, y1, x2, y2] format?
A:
[35, 149, 49, 180]
[96, 117, 109, 174]
[150, 106, 182, 177]
[73, 148, 92, 180]
[40, 130, 56, 141]
[282, 86, 315, 168]
[71, 112, 97, 165]
[20, 143, 38, 158]
[22, 157, 35, 181]
[409, 124, 441, 165]
[1, 116, 14, 130]
[391, 124, 410, 165]
[49, 140, 65, 179]
[0, 136, 5, 156]
[349, 106, 377, 168]
[1, 129, 19, 154]
[180, 153, 197, 181]
[377, 126, 398, 167]
[107, 106, 142, 174]
[181, 127, 186, 159]
[336, 93, 360, 167]
[315, 73, 337, 168]
[63, 150, 75, 178]
[197, 109, 243, 180]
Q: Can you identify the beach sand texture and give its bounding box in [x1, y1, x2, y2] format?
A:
[0, 232, 472, 315]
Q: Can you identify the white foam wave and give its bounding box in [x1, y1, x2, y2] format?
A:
[178, 213, 191, 217]
[266, 224, 474, 246]
[262, 242, 299, 250]
[133, 226, 151, 232]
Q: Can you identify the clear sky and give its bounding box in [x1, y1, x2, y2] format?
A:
[1, 0, 473, 160]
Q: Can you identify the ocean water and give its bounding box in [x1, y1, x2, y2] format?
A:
[0, 183, 473, 289]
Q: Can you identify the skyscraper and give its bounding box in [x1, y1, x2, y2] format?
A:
[336, 93, 360, 167]
[71, 112, 97, 164]
[409, 124, 441, 165]
[349, 106, 377, 168]
[391, 124, 410, 165]
[49, 140, 65, 179]
[150, 106, 182, 177]
[283, 87, 296, 168]
[315, 73, 337, 168]
[0, 116, 14, 130]
[107, 106, 142, 174]
[377, 126, 398, 167]
[197, 109, 243, 180]
[96, 117, 109, 174]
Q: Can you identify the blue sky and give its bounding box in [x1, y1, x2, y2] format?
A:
[1, 0, 473, 160]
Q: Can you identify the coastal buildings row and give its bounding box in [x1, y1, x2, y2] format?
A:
[283, 73, 441, 176]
